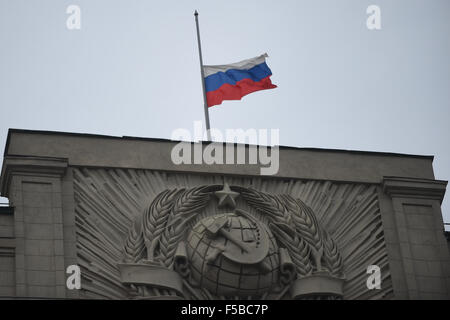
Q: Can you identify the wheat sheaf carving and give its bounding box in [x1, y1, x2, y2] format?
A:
[158, 186, 212, 268]
[123, 218, 146, 263]
[123, 186, 212, 267]
[236, 187, 343, 277]
[123, 185, 343, 278]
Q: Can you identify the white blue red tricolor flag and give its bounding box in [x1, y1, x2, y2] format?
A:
[203, 53, 277, 107]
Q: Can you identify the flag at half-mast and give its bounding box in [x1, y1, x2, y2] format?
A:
[203, 53, 277, 107]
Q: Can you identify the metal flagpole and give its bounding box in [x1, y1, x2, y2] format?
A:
[194, 10, 212, 141]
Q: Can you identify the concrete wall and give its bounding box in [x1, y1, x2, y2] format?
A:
[0, 206, 15, 297]
[379, 178, 450, 299]
[2, 129, 435, 185]
[6, 170, 67, 298]
[0, 129, 448, 299]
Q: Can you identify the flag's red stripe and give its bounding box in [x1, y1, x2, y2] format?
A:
[206, 76, 277, 107]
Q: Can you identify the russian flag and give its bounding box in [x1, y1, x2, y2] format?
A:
[203, 53, 277, 107]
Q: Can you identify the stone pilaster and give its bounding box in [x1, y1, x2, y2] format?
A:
[1, 156, 68, 298]
[382, 177, 450, 299]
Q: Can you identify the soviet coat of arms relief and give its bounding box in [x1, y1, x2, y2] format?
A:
[119, 183, 346, 300]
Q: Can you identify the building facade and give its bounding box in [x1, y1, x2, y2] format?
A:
[0, 129, 449, 299]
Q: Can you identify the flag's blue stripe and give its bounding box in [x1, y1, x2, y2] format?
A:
[204, 62, 273, 93]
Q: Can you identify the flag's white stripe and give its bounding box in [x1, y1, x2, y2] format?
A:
[203, 53, 268, 78]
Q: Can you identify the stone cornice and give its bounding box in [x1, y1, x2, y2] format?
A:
[0, 155, 68, 197]
[382, 176, 447, 203]
[2, 129, 437, 184]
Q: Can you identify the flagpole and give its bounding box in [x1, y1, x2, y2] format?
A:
[194, 10, 212, 141]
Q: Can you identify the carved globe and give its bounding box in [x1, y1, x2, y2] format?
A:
[186, 213, 280, 297]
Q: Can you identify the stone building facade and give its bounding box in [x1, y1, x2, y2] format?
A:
[0, 129, 449, 299]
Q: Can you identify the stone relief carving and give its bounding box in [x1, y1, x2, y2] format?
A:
[73, 168, 393, 299]
[119, 184, 345, 299]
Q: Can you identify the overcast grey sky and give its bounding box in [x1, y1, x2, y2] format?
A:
[0, 0, 449, 228]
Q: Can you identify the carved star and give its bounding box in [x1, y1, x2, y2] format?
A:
[215, 183, 239, 209]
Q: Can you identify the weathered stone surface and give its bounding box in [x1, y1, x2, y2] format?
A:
[0, 129, 448, 299]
